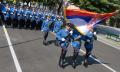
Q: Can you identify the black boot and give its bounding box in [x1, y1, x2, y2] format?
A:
[43, 40, 47, 45]
[55, 39, 59, 47]
[83, 53, 90, 67]
[83, 58, 88, 67]
[59, 49, 67, 68]
[72, 51, 78, 69]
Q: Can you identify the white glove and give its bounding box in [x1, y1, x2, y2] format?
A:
[30, 15, 32, 17]
[15, 9, 17, 11]
[41, 30, 44, 32]
[36, 16, 38, 18]
[70, 42, 73, 45]
[11, 13, 13, 14]
[70, 31, 73, 35]
[87, 39, 90, 42]
[62, 38, 65, 41]
[3, 12, 6, 14]
[94, 32, 96, 35]
[8, 8, 10, 10]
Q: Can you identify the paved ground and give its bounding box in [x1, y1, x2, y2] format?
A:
[0, 25, 120, 72]
[97, 34, 120, 50]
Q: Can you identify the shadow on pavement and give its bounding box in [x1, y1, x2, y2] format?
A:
[60, 55, 109, 69]
[0, 37, 42, 48]
[45, 40, 56, 46]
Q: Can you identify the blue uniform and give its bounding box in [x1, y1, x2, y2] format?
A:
[1, 6, 7, 14]
[17, 9, 22, 20]
[41, 18, 51, 32]
[71, 30, 82, 49]
[9, 7, 14, 19]
[17, 8, 23, 28]
[35, 11, 41, 30]
[82, 31, 94, 52]
[4, 11, 9, 21]
[23, 9, 28, 21]
[53, 20, 63, 33]
[35, 11, 39, 24]
[56, 28, 70, 49]
[30, 10, 36, 29]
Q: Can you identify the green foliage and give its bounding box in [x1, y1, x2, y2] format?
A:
[70, 0, 119, 13]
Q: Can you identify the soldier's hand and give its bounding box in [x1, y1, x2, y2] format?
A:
[86, 39, 90, 42]
[70, 30, 73, 35]
[93, 32, 96, 35]
[62, 38, 65, 41]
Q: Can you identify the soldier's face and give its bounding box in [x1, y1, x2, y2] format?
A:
[66, 26, 71, 30]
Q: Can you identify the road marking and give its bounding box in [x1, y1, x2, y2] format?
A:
[51, 32, 117, 72]
[2, 25, 22, 72]
[80, 49, 117, 72]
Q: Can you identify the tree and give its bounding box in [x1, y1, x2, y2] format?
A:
[69, 0, 120, 28]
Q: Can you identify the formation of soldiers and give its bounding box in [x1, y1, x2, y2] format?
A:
[0, 2, 97, 69]
[1, 3, 61, 30]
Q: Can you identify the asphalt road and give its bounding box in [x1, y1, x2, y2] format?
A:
[0, 26, 120, 72]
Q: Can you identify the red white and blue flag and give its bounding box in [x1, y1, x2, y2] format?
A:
[64, 3, 117, 35]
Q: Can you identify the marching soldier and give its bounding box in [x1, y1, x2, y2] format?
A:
[12, 6, 17, 28]
[53, 15, 63, 33]
[70, 29, 82, 68]
[17, 7, 23, 29]
[82, 30, 97, 67]
[9, 5, 15, 27]
[41, 15, 52, 45]
[35, 9, 39, 30]
[26, 7, 31, 29]
[30, 8, 36, 29]
[23, 7, 29, 29]
[56, 23, 72, 67]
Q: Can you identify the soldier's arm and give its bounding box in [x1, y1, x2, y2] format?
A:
[56, 30, 63, 41]
[74, 35, 81, 40]
[41, 20, 45, 29]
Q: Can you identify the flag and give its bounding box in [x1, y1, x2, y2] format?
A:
[64, 4, 117, 35]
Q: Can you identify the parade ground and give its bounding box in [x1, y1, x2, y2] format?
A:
[0, 25, 120, 72]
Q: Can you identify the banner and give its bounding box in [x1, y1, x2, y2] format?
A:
[64, 3, 117, 35]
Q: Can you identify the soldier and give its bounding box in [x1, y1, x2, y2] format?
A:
[34, 9, 40, 30]
[3, 4, 10, 27]
[9, 5, 15, 27]
[17, 7, 23, 29]
[82, 30, 97, 67]
[26, 7, 31, 29]
[12, 6, 17, 28]
[6, 4, 10, 26]
[41, 15, 52, 45]
[39, 12, 45, 30]
[70, 29, 82, 68]
[53, 15, 63, 33]
[3, 8, 9, 26]
[23, 6, 29, 29]
[1, 5, 7, 25]
[56, 23, 72, 67]
[30, 8, 36, 29]
[20, 7, 25, 29]
[48, 14, 55, 31]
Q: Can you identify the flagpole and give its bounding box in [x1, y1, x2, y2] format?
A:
[63, 0, 70, 23]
